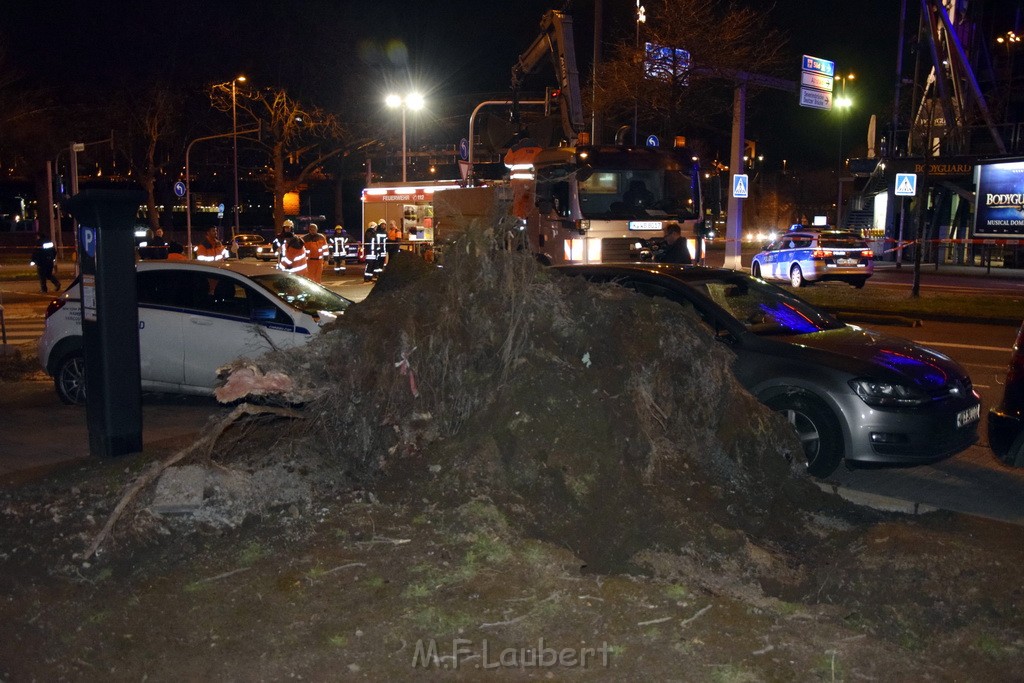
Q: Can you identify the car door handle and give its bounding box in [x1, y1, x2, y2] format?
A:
[190, 318, 214, 326]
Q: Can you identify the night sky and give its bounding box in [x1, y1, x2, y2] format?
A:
[6, 0, 901, 167]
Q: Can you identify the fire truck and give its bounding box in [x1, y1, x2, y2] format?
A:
[437, 10, 703, 265]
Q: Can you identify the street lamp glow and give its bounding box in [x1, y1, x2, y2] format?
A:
[835, 95, 853, 108]
[406, 92, 425, 110]
[385, 93, 427, 183]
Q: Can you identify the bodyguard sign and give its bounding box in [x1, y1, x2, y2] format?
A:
[973, 160, 1024, 238]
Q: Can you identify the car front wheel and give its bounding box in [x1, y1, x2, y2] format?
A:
[751, 262, 762, 278]
[790, 264, 805, 288]
[55, 351, 86, 405]
[764, 392, 843, 477]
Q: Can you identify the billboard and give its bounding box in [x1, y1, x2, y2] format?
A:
[973, 160, 1024, 239]
[645, 43, 690, 84]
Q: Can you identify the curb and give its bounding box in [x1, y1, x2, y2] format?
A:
[816, 482, 939, 515]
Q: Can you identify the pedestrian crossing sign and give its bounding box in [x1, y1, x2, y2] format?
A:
[732, 174, 749, 199]
[895, 173, 917, 196]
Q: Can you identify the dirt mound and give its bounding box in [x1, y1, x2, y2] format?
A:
[227, 233, 818, 572]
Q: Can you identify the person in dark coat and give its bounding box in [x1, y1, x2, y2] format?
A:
[30, 235, 61, 293]
[655, 222, 693, 265]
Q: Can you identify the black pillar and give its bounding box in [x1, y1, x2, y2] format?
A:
[67, 189, 145, 458]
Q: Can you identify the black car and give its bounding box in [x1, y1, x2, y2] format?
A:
[555, 263, 981, 477]
[988, 322, 1024, 466]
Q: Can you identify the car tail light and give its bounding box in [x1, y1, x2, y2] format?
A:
[45, 298, 66, 319]
[1008, 327, 1024, 386]
[861, 250, 874, 258]
[812, 249, 833, 259]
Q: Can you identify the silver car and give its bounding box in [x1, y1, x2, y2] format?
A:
[555, 263, 980, 477]
[750, 229, 874, 288]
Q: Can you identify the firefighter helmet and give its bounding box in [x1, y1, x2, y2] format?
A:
[282, 219, 294, 229]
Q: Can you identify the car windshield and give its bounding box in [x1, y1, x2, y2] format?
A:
[689, 274, 844, 336]
[250, 272, 351, 316]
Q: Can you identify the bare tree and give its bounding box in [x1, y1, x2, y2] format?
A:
[593, 0, 787, 138]
[211, 85, 347, 231]
[107, 85, 182, 231]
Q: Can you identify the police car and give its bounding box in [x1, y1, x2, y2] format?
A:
[750, 228, 874, 288]
[38, 261, 352, 404]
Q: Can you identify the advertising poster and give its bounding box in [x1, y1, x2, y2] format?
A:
[973, 160, 1024, 238]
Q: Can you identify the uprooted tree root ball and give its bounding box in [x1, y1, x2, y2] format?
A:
[219, 231, 822, 572]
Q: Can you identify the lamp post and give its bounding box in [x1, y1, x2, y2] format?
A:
[834, 73, 854, 226]
[230, 75, 246, 239]
[385, 92, 425, 183]
[633, 0, 646, 146]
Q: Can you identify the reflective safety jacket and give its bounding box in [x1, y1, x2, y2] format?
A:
[196, 239, 228, 262]
[303, 233, 329, 260]
[330, 234, 348, 258]
[280, 242, 308, 273]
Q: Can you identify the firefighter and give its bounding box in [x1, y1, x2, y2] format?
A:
[196, 227, 228, 262]
[330, 224, 349, 273]
[273, 219, 295, 263]
[302, 223, 329, 283]
[386, 219, 402, 257]
[363, 220, 381, 281]
[279, 234, 308, 275]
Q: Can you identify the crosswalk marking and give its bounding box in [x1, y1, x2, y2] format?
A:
[0, 318, 44, 346]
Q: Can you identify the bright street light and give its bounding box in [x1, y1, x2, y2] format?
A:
[835, 72, 855, 226]
[386, 92, 425, 182]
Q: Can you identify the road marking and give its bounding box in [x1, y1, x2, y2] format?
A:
[913, 340, 1010, 352]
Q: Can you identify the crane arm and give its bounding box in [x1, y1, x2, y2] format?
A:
[511, 10, 586, 141]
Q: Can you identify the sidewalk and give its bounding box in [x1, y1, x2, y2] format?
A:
[0, 380, 225, 485]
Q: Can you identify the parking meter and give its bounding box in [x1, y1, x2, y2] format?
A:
[66, 189, 144, 458]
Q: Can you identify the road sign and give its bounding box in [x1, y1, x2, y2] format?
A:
[800, 71, 833, 91]
[801, 55, 835, 78]
[895, 173, 917, 196]
[80, 225, 97, 258]
[732, 174, 749, 199]
[646, 135, 660, 148]
[799, 88, 833, 111]
[458, 138, 469, 161]
[173, 181, 186, 198]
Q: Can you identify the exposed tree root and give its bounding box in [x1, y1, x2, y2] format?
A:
[83, 403, 304, 561]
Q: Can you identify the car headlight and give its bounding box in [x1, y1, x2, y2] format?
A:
[849, 379, 929, 407]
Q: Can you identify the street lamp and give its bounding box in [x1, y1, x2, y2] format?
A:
[835, 73, 854, 226]
[385, 92, 425, 183]
[231, 75, 246, 239]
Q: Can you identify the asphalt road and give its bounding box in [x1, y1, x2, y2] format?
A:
[2, 260, 1023, 525]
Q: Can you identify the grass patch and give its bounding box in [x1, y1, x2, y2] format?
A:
[793, 282, 1022, 321]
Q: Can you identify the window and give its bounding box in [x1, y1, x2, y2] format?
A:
[137, 270, 191, 307]
[184, 273, 250, 319]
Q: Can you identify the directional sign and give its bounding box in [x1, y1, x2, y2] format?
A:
[173, 181, 186, 198]
[801, 71, 833, 91]
[801, 55, 835, 78]
[458, 138, 470, 161]
[895, 173, 917, 196]
[646, 134, 660, 148]
[732, 174, 749, 199]
[800, 88, 833, 111]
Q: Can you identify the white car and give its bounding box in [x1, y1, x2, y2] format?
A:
[38, 261, 352, 404]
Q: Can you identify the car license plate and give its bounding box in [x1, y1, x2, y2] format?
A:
[837, 258, 857, 266]
[629, 221, 662, 231]
[956, 404, 980, 428]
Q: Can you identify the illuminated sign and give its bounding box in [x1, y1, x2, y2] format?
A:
[973, 160, 1024, 238]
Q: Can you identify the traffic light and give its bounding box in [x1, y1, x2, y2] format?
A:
[544, 87, 561, 116]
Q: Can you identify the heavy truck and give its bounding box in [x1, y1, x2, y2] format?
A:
[435, 9, 704, 264]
